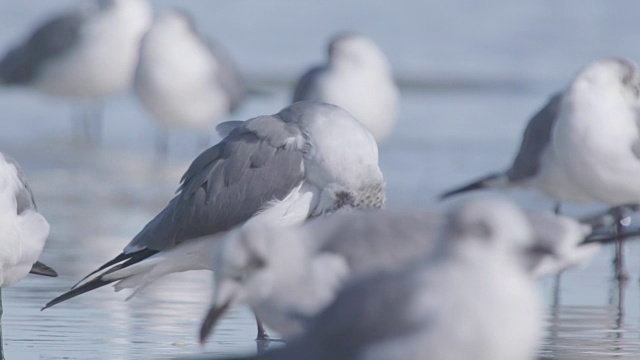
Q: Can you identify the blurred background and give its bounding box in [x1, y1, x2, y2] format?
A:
[1, 0, 640, 359]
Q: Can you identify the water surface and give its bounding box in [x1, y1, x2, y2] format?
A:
[1, 1, 640, 359]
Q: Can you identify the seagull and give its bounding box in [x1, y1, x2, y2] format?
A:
[0, 153, 57, 359]
[199, 198, 598, 342]
[292, 33, 399, 142]
[552, 57, 640, 280]
[134, 10, 245, 155]
[440, 92, 593, 210]
[42, 101, 385, 342]
[213, 198, 544, 360]
[0, 0, 152, 142]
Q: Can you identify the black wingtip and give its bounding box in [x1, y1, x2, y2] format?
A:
[30, 261, 58, 277]
[438, 173, 503, 201]
[42, 275, 118, 311]
[70, 252, 130, 290]
[43, 248, 160, 310]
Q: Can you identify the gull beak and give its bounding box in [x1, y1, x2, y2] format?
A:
[199, 279, 241, 345]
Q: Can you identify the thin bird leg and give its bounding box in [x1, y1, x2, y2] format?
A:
[0, 288, 4, 360]
[614, 207, 630, 282]
[155, 127, 169, 159]
[89, 100, 104, 145]
[553, 202, 562, 215]
[81, 101, 104, 145]
[254, 313, 271, 355]
[255, 313, 270, 342]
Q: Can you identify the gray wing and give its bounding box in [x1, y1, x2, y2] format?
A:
[505, 93, 563, 181]
[292, 65, 327, 102]
[0, 11, 84, 84]
[216, 120, 245, 138]
[125, 115, 305, 253]
[260, 269, 421, 360]
[313, 210, 442, 278]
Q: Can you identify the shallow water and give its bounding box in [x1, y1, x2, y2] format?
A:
[1, 1, 640, 359]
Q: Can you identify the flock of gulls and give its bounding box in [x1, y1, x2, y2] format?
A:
[0, 1, 640, 360]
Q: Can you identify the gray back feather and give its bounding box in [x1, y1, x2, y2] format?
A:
[506, 93, 563, 181]
[216, 120, 244, 138]
[313, 210, 442, 278]
[125, 115, 305, 253]
[0, 11, 84, 84]
[261, 268, 421, 360]
[292, 65, 327, 102]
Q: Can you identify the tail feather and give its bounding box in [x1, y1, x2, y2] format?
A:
[439, 173, 507, 200]
[43, 248, 158, 310]
[70, 249, 157, 290]
[42, 265, 123, 310]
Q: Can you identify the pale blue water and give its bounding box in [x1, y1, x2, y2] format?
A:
[1, 1, 640, 359]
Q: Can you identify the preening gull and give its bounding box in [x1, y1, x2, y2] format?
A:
[199, 198, 597, 342]
[552, 57, 640, 280]
[293, 33, 399, 142]
[218, 198, 544, 360]
[0, 153, 57, 358]
[42, 101, 385, 340]
[134, 9, 245, 155]
[0, 0, 152, 142]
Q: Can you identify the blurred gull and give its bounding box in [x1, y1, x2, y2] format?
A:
[42, 101, 385, 340]
[217, 198, 545, 360]
[0, 0, 152, 142]
[440, 92, 593, 208]
[293, 33, 399, 142]
[199, 198, 597, 342]
[134, 10, 245, 155]
[0, 153, 57, 358]
[552, 57, 640, 280]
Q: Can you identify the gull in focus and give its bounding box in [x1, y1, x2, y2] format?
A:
[0, 0, 152, 142]
[134, 10, 245, 155]
[0, 153, 57, 359]
[293, 33, 399, 142]
[199, 197, 598, 342]
[440, 92, 593, 209]
[552, 57, 640, 280]
[217, 198, 545, 360]
[42, 101, 385, 341]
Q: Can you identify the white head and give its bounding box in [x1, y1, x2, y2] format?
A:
[525, 213, 596, 277]
[278, 101, 386, 214]
[149, 10, 197, 38]
[327, 33, 391, 70]
[568, 58, 640, 107]
[443, 198, 535, 260]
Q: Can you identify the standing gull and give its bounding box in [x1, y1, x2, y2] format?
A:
[0, 153, 57, 359]
[199, 199, 598, 342]
[134, 10, 245, 155]
[218, 199, 544, 360]
[552, 57, 640, 280]
[42, 101, 385, 341]
[0, 0, 152, 142]
[293, 33, 399, 142]
[440, 92, 593, 208]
